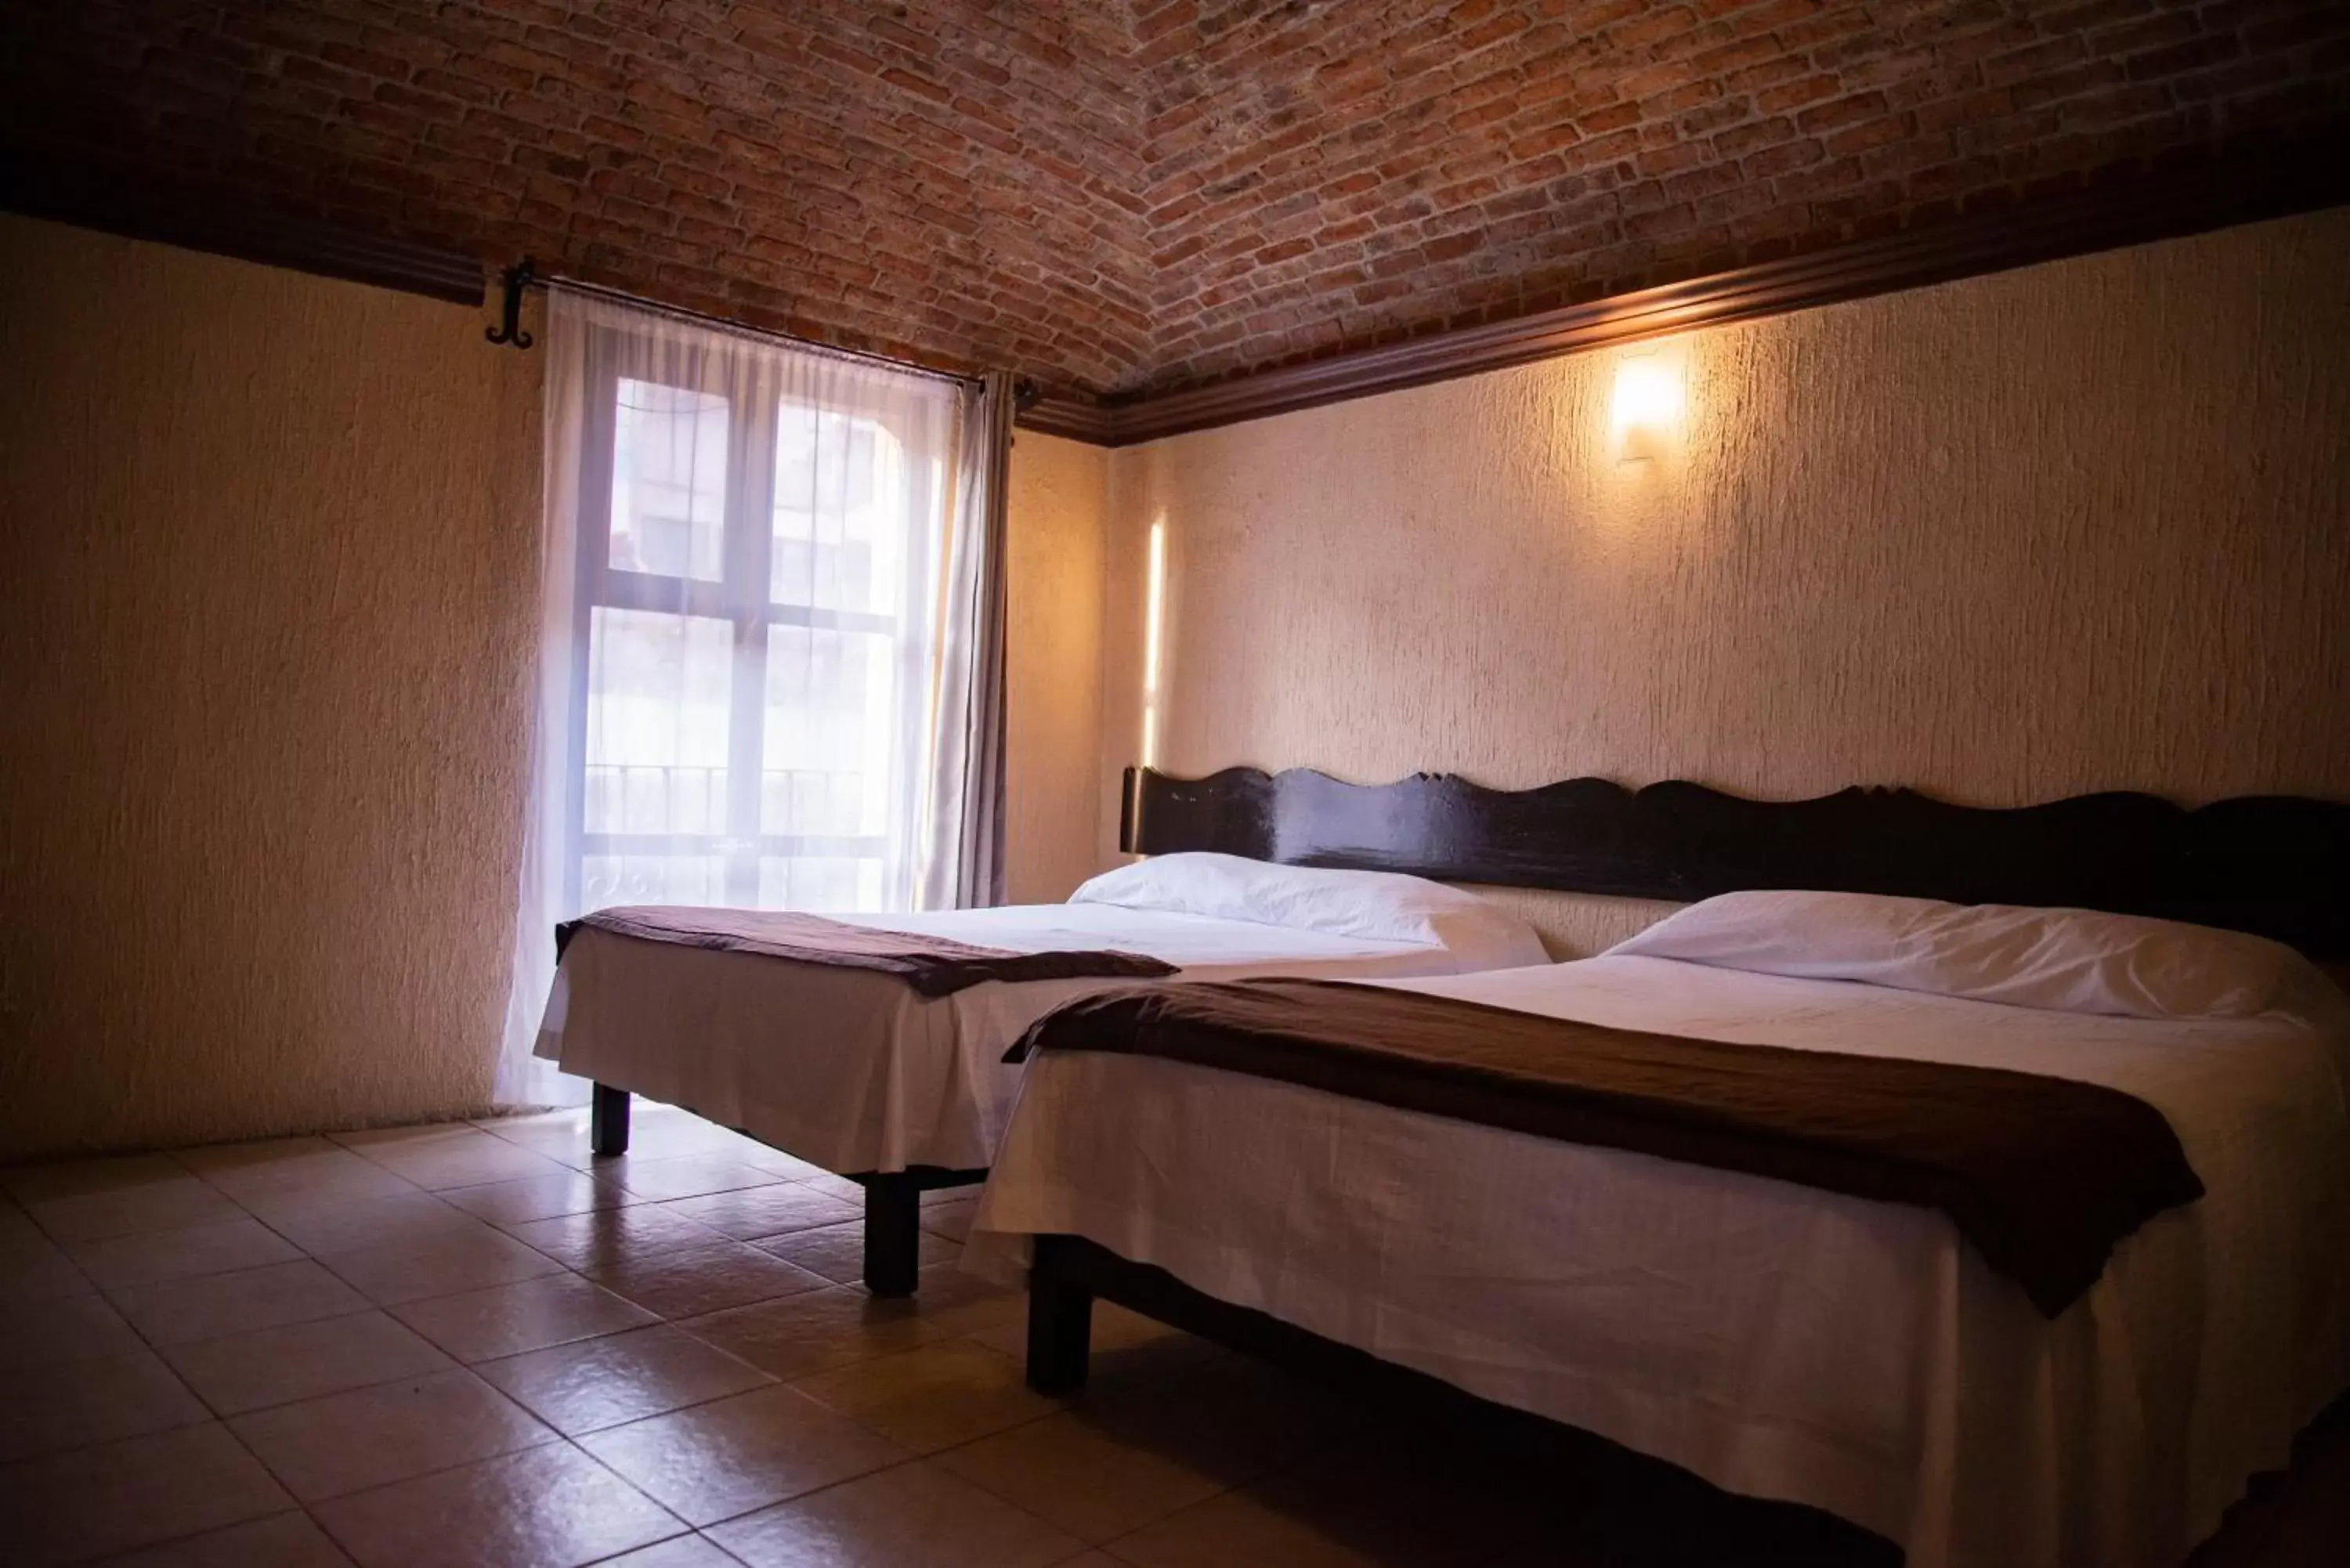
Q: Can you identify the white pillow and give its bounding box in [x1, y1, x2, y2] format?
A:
[1608, 888, 2340, 1023]
[1071, 852, 1548, 970]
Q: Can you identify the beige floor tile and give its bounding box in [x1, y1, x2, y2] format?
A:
[476, 1324, 776, 1436]
[390, 1270, 659, 1361]
[708, 1459, 1079, 1568]
[0, 1345, 212, 1461]
[1104, 1418, 1571, 1568]
[196, 1147, 417, 1205]
[797, 1174, 870, 1202]
[755, 1218, 958, 1285]
[578, 1384, 908, 1526]
[935, 1411, 1233, 1544]
[107, 1259, 371, 1347]
[732, 1145, 832, 1183]
[230, 1367, 557, 1501]
[315, 1225, 566, 1306]
[310, 1440, 682, 1568]
[161, 1309, 454, 1414]
[586, 1239, 831, 1319]
[480, 1103, 750, 1165]
[66, 1216, 305, 1290]
[599, 1154, 793, 1204]
[27, 1174, 246, 1242]
[352, 1129, 576, 1191]
[1063, 1345, 1355, 1483]
[921, 1194, 982, 1244]
[656, 1183, 862, 1241]
[1101, 1487, 1397, 1568]
[243, 1190, 494, 1255]
[681, 1284, 956, 1381]
[794, 1339, 1062, 1454]
[0, 1421, 294, 1567]
[0, 1286, 150, 1367]
[628, 1119, 773, 1163]
[91, 1508, 356, 1566]
[439, 1169, 639, 1226]
[920, 1183, 983, 1207]
[169, 1135, 341, 1179]
[0, 1224, 91, 1302]
[966, 1301, 1191, 1364]
[468, 1107, 598, 1166]
[596, 1537, 750, 1567]
[899, 1261, 1029, 1337]
[331, 1122, 482, 1151]
[1, 1153, 187, 1204]
[503, 1201, 732, 1270]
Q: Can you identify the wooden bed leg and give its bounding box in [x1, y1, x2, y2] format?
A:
[589, 1082, 631, 1157]
[1025, 1236, 1094, 1394]
[863, 1173, 921, 1299]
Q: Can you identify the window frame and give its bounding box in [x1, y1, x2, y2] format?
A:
[562, 323, 933, 912]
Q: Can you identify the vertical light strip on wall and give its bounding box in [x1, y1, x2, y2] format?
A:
[1141, 519, 1166, 768]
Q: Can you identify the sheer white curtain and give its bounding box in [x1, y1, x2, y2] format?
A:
[497, 287, 1003, 1106]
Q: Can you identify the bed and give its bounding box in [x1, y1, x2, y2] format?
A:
[533, 844, 1546, 1293]
[967, 766, 2350, 1568]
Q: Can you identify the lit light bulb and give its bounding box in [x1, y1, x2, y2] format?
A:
[1611, 355, 1683, 462]
[1141, 520, 1166, 768]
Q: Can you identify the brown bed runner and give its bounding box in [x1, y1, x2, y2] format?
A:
[558, 907, 1179, 999]
[1007, 978, 2204, 1315]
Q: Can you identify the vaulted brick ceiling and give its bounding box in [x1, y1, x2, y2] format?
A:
[2, 2, 2341, 400]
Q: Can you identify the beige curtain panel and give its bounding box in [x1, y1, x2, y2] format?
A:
[498, 286, 1009, 1106]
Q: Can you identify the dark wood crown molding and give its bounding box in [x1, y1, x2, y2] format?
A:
[1013, 395, 1119, 444]
[1021, 146, 2350, 448]
[0, 173, 486, 306]
[8, 145, 2337, 442]
[1120, 765, 2350, 957]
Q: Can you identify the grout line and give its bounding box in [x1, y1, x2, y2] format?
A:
[1, 1120, 1057, 1561]
[223, 1371, 569, 1506]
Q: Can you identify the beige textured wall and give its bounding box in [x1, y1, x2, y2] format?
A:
[0, 215, 1115, 1159]
[1004, 432, 1110, 903]
[1102, 209, 2350, 956]
[10, 204, 2342, 1154]
[0, 215, 544, 1160]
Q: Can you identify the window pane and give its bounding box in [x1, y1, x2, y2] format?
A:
[611, 380, 728, 580]
[772, 403, 904, 615]
[757, 857, 882, 913]
[584, 854, 730, 907]
[762, 624, 893, 838]
[586, 608, 733, 836]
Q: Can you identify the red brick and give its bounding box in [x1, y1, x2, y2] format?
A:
[0, 0, 2337, 398]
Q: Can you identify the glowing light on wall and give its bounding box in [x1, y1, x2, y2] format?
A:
[1611, 353, 1684, 463]
[1141, 519, 1166, 768]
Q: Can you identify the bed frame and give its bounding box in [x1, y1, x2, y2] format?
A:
[1025, 764, 2350, 1386]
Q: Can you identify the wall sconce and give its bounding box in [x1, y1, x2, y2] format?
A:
[1611, 353, 1683, 463]
[1141, 518, 1166, 768]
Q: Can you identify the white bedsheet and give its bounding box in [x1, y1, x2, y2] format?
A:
[967, 956, 2350, 1568]
[533, 902, 1478, 1173]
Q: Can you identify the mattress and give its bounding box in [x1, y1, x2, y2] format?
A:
[533, 901, 1486, 1172]
[967, 954, 2350, 1568]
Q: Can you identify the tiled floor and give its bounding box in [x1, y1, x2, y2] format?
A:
[2, 1104, 2344, 1567]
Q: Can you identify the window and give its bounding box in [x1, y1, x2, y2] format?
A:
[566, 331, 952, 915]
[503, 288, 1003, 1105]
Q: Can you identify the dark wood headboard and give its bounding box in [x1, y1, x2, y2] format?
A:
[1119, 766, 2350, 957]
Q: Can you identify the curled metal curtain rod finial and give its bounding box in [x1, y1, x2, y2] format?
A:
[486, 258, 536, 348]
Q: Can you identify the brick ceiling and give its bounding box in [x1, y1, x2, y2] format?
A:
[3, 2, 2342, 401]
